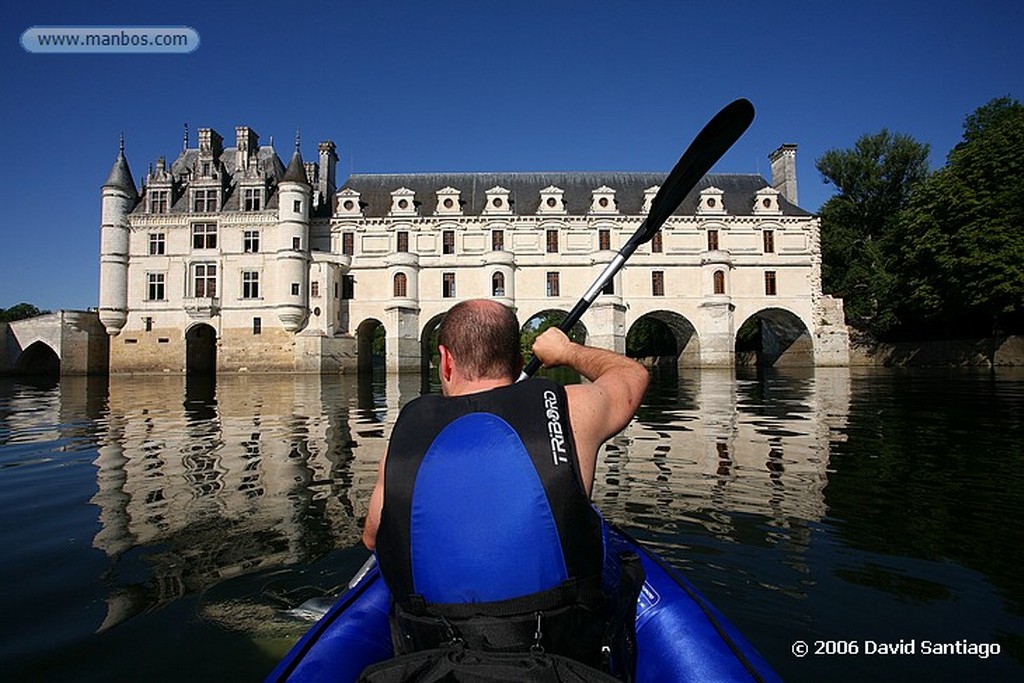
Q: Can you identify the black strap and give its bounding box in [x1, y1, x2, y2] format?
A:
[403, 574, 603, 620]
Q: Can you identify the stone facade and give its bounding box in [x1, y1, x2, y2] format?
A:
[99, 125, 848, 374]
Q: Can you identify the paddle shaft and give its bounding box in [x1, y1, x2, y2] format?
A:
[519, 98, 756, 380]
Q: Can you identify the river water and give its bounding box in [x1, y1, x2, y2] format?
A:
[1, 367, 1022, 682]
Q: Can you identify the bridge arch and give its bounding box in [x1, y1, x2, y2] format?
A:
[185, 323, 217, 375]
[520, 308, 589, 347]
[356, 318, 385, 374]
[14, 340, 61, 376]
[735, 307, 814, 367]
[626, 310, 700, 367]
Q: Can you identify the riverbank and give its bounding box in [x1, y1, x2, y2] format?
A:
[848, 332, 1024, 367]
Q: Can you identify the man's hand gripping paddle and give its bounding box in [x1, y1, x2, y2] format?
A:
[520, 98, 756, 380]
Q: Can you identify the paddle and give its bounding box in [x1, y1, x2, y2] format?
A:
[519, 98, 756, 380]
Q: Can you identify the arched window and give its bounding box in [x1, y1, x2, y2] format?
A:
[393, 272, 407, 298]
[492, 272, 505, 297]
[713, 270, 726, 295]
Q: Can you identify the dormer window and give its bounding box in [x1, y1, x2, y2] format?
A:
[150, 189, 170, 214]
[390, 187, 417, 216]
[590, 186, 617, 214]
[436, 187, 462, 215]
[753, 187, 782, 215]
[698, 187, 726, 215]
[193, 188, 219, 213]
[336, 188, 362, 216]
[484, 186, 512, 215]
[538, 186, 565, 215]
[642, 186, 659, 214]
[242, 187, 263, 211]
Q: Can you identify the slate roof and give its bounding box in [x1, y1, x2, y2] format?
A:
[339, 172, 810, 217]
[281, 149, 309, 185]
[103, 150, 138, 198]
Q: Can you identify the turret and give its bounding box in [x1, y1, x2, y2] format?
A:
[99, 135, 138, 335]
[275, 135, 312, 332]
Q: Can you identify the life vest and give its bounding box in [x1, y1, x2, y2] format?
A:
[374, 378, 609, 667]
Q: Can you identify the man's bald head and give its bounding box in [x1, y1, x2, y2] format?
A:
[437, 300, 521, 381]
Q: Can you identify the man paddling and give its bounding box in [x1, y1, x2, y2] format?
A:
[362, 299, 648, 675]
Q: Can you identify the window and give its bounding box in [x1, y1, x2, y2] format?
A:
[149, 232, 165, 255]
[293, 199, 301, 213]
[652, 270, 665, 296]
[242, 271, 260, 299]
[394, 272, 407, 297]
[243, 230, 259, 253]
[602, 280, 614, 296]
[763, 230, 775, 254]
[150, 190, 169, 214]
[492, 272, 505, 296]
[599, 229, 610, 251]
[707, 230, 719, 251]
[342, 232, 354, 256]
[652, 231, 663, 253]
[546, 272, 560, 297]
[292, 236, 301, 250]
[192, 222, 217, 249]
[443, 230, 455, 254]
[442, 272, 456, 299]
[243, 187, 262, 211]
[193, 188, 218, 212]
[193, 263, 217, 298]
[397, 231, 409, 253]
[291, 283, 300, 296]
[492, 230, 504, 251]
[713, 270, 726, 295]
[342, 275, 355, 300]
[144, 317, 153, 332]
[311, 281, 320, 298]
[765, 271, 777, 296]
[146, 273, 165, 301]
[253, 317, 262, 335]
[546, 230, 559, 253]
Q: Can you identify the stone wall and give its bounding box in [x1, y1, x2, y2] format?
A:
[849, 334, 1024, 367]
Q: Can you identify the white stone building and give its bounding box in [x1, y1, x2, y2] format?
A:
[98, 126, 848, 374]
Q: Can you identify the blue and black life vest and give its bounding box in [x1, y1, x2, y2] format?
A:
[375, 377, 610, 666]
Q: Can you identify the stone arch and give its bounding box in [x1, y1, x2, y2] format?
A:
[626, 311, 700, 367]
[735, 307, 814, 367]
[185, 323, 217, 376]
[14, 340, 61, 376]
[356, 318, 385, 374]
[420, 312, 447, 376]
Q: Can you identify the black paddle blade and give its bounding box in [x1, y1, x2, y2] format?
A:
[639, 98, 756, 244]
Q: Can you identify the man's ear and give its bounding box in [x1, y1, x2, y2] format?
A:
[438, 344, 454, 382]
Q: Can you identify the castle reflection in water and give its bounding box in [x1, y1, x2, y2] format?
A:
[80, 368, 849, 630]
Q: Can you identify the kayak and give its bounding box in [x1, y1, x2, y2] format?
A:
[266, 522, 781, 682]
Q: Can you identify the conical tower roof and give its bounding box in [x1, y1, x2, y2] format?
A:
[103, 135, 138, 198]
[281, 133, 309, 185]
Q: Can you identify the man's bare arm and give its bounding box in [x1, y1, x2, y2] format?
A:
[362, 450, 387, 551]
[531, 328, 649, 494]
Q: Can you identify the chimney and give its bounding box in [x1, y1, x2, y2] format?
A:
[769, 144, 798, 206]
[197, 128, 224, 162]
[318, 140, 338, 201]
[235, 126, 259, 171]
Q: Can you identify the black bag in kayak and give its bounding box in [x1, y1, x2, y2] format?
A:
[356, 642, 622, 683]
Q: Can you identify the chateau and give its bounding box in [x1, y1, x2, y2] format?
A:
[98, 125, 848, 374]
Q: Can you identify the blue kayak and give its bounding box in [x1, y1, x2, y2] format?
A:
[266, 522, 780, 682]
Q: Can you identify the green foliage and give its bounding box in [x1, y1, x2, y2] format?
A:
[899, 97, 1024, 335]
[0, 303, 49, 323]
[819, 98, 1024, 339]
[520, 311, 586, 360]
[816, 130, 931, 335]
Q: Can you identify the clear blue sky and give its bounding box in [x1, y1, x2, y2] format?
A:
[1, 0, 1021, 311]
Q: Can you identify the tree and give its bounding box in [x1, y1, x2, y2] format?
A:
[900, 97, 1024, 336]
[0, 303, 49, 322]
[816, 130, 931, 335]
